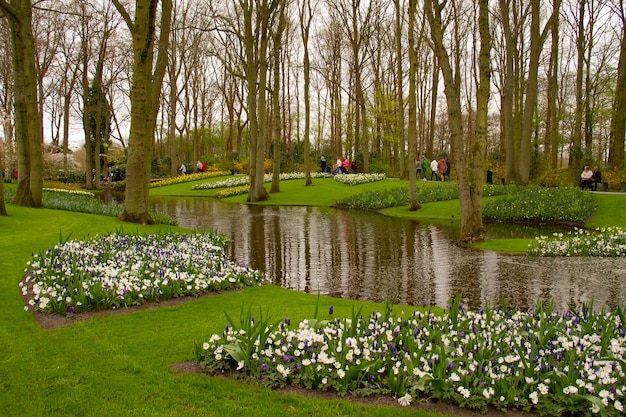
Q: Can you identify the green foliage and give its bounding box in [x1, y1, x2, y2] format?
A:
[482, 186, 596, 223]
[3, 187, 176, 225]
[537, 168, 578, 188]
[338, 183, 516, 211]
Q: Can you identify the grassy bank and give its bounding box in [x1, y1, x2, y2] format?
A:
[0, 205, 438, 417]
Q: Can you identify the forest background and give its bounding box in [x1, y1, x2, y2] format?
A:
[1, 0, 626, 211]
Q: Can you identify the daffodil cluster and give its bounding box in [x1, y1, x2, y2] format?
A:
[196, 300, 626, 415]
[21, 232, 266, 315]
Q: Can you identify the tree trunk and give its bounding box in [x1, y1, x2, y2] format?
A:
[394, 0, 406, 181]
[271, 1, 287, 194]
[407, 0, 420, 212]
[2, 0, 43, 208]
[114, 0, 172, 224]
[609, 5, 626, 170]
[300, 0, 312, 187]
[0, 132, 6, 215]
[425, 0, 488, 243]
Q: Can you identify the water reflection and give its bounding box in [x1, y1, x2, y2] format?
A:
[150, 196, 626, 311]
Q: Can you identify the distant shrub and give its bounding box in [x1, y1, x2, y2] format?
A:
[483, 186, 596, 223]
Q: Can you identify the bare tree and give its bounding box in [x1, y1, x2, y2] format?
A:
[609, 0, 626, 169]
[407, 0, 419, 211]
[0, 0, 43, 208]
[299, 0, 313, 187]
[113, 0, 172, 224]
[424, 0, 490, 243]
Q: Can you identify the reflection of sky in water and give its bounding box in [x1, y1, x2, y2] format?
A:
[150, 196, 626, 312]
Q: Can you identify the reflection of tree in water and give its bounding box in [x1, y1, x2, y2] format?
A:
[149, 197, 626, 311]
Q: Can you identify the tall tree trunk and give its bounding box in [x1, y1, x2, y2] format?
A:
[609, 3, 626, 170]
[114, 0, 172, 224]
[0, 131, 6, 215]
[425, 0, 488, 243]
[394, 0, 406, 180]
[1, 0, 43, 208]
[300, 0, 312, 187]
[569, 0, 586, 170]
[271, 0, 287, 194]
[407, 0, 420, 211]
[545, 9, 559, 170]
[499, 0, 516, 183]
[520, 0, 560, 183]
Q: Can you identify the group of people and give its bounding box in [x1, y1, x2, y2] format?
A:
[580, 166, 602, 191]
[416, 155, 450, 181]
[177, 161, 207, 175]
[320, 155, 357, 174]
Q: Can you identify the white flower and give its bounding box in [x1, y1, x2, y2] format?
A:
[615, 400, 624, 412]
[236, 360, 245, 370]
[563, 386, 578, 395]
[277, 364, 290, 377]
[590, 403, 601, 414]
[337, 369, 345, 379]
[529, 391, 539, 404]
[398, 393, 412, 406]
[202, 342, 210, 350]
[449, 372, 461, 382]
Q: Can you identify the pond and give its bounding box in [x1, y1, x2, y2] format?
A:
[148, 196, 626, 312]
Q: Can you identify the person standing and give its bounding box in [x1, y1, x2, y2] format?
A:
[591, 166, 602, 191]
[437, 156, 447, 182]
[335, 157, 343, 174]
[430, 158, 439, 181]
[421, 156, 429, 180]
[342, 156, 350, 174]
[320, 155, 327, 173]
[445, 157, 451, 181]
[415, 158, 422, 179]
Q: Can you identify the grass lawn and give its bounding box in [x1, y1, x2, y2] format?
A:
[0, 204, 440, 417]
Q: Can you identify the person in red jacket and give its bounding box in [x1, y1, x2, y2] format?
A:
[437, 157, 447, 182]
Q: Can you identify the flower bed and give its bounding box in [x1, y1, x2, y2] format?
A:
[150, 171, 231, 188]
[192, 172, 333, 190]
[333, 173, 386, 186]
[529, 227, 626, 257]
[21, 232, 266, 316]
[196, 298, 626, 416]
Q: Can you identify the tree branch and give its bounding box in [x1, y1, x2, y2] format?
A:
[111, 0, 134, 31]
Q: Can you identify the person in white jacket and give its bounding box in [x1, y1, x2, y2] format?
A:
[430, 158, 439, 181]
[580, 166, 593, 190]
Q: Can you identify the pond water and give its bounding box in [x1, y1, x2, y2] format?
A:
[149, 196, 626, 312]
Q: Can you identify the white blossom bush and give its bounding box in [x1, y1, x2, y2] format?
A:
[21, 232, 266, 315]
[196, 298, 626, 415]
[528, 227, 626, 257]
[333, 173, 386, 186]
[192, 172, 333, 190]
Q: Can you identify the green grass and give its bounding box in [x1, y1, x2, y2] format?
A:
[224, 177, 406, 206]
[0, 204, 440, 417]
